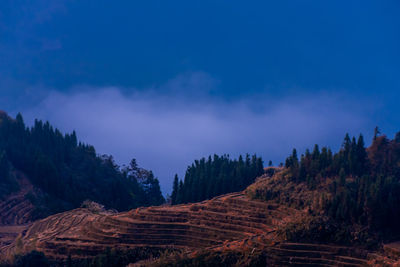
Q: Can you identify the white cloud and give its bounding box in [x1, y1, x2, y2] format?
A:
[21, 73, 373, 193]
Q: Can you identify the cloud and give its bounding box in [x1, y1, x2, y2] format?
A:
[20, 72, 373, 193]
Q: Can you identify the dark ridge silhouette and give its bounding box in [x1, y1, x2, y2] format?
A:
[0, 112, 164, 223]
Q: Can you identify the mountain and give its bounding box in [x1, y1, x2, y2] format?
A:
[1, 115, 400, 266]
[0, 111, 164, 225]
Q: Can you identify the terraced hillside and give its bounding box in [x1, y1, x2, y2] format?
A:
[0, 172, 36, 249]
[1, 193, 289, 259]
[3, 189, 396, 266]
[0, 173, 35, 226]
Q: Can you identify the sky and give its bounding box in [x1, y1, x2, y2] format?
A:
[0, 1, 399, 193]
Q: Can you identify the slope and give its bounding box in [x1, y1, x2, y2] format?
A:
[3, 177, 397, 266]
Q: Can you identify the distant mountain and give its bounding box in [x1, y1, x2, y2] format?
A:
[0, 111, 164, 224]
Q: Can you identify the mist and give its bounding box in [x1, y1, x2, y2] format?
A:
[19, 74, 373, 193]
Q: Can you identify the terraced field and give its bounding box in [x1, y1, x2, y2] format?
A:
[264, 243, 370, 266]
[0, 173, 35, 226]
[2, 193, 289, 259]
[2, 191, 395, 266]
[0, 173, 35, 250]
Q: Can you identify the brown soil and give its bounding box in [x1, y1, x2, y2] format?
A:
[1, 192, 298, 260]
[0, 172, 35, 251]
[0, 172, 36, 226]
[1, 173, 399, 266]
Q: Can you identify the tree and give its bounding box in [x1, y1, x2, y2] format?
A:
[339, 168, 346, 186]
[286, 149, 299, 179]
[395, 132, 400, 143]
[173, 154, 264, 204]
[0, 151, 9, 183]
[177, 180, 184, 204]
[356, 134, 368, 176]
[278, 129, 400, 238]
[124, 158, 142, 181]
[374, 126, 380, 140]
[141, 171, 165, 206]
[171, 174, 179, 205]
[14, 250, 50, 267]
[0, 112, 165, 218]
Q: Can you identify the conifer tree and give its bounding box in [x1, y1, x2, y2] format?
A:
[343, 134, 351, 156]
[171, 174, 179, 205]
[280, 129, 400, 236]
[395, 132, 400, 143]
[173, 154, 264, 204]
[142, 171, 165, 206]
[374, 126, 380, 140]
[339, 168, 346, 186]
[0, 112, 165, 214]
[177, 180, 184, 204]
[0, 151, 10, 184]
[356, 134, 367, 176]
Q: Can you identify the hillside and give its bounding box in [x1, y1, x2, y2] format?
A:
[1, 114, 400, 266]
[1, 170, 399, 266]
[0, 112, 164, 224]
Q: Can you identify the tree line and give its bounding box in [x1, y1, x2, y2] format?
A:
[0, 112, 164, 217]
[171, 154, 264, 205]
[285, 128, 400, 236]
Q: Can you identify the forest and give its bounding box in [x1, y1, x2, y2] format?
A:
[0, 112, 164, 218]
[170, 154, 264, 204]
[283, 128, 400, 239]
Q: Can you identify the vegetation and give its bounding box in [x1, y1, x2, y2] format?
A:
[171, 154, 264, 204]
[152, 249, 268, 267]
[67, 247, 175, 267]
[0, 112, 164, 218]
[0, 248, 176, 267]
[277, 215, 378, 248]
[252, 128, 400, 243]
[0, 251, 49, 267]
[0, 151, 19, 199]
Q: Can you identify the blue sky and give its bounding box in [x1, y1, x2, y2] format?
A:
[1, 1, 399, 193]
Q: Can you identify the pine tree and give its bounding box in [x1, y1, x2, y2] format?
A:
[374, 126, 380, 140]
[275, 129, 400, 236]
[177, 180, 184, 204]
[0, 112, 166, 214]
[343, 134, 351, 153]
[348, 137, 358, 175]
[171, 174, 179, 205]
[395, 132, 400, 143]
[339, 168, 346, 186]
[0, 151, 18, 198]
[356, 134, 367, 176]
[174, 154, 264, 203]
[256, 157, 264, 177]
[142, 171, 165, 205]
[0, 151, 10, 183]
